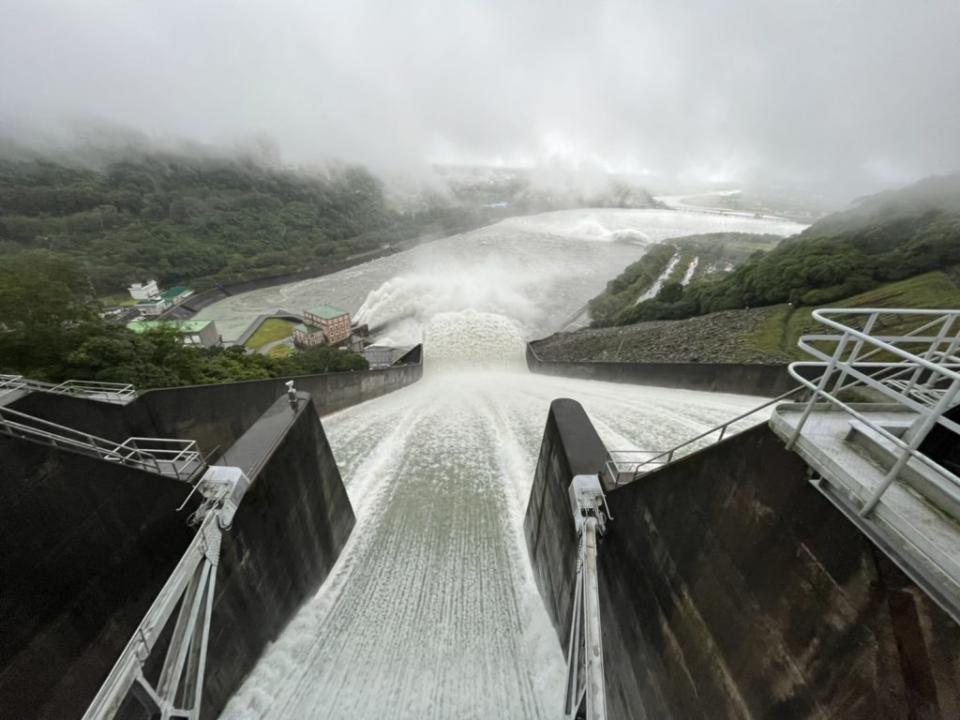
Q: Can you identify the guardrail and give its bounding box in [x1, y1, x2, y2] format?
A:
[786, 308, 960, 516]
[0, 405, 204, 482]
[605, 386, 806, 487]
[0, 374, 136, 404]
[82, 467, 250, 720]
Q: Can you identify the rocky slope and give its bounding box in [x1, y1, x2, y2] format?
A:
[531, 307, 784, 364]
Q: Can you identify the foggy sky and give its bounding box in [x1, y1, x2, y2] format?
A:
[2, 0, 959, 192]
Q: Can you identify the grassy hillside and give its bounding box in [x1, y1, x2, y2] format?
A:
[606, 173, 960, 325]
[588, 232, 783, 326]
[742, 265, 960, 360]
[0, 151, 492, 294]
[534, 267, 960, 364]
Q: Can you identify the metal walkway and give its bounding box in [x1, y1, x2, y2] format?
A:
[0, 405, 204, 482]
[774, 307, 960, 622]
[0, 373, 136, 405]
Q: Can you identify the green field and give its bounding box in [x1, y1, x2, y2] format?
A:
[98, 294, 137, 308]
[267, 345, 296, 359]
[742, 266, 960, 360]
[244, 318, 296, 352]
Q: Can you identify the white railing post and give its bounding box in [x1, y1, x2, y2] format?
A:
[832, 312, 876, 393]
[922, 315, 958, 392]
[581, 517, 606, 720]
[565, 476, 610, 720]
[859, 376, 960, 517]
[82, 468, 244, 720]
[905, 313, 953, 398]
[787, 331, 850, 449]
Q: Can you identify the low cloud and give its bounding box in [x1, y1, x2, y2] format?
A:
[1, 0, 958, 194]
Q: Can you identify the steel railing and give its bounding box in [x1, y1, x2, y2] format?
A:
[606, 386, 806, 487]
[786, 308, 960, 516]
[0, 374, 136, 404]
[82, 466, 249, 720]
[604, 308, 960, 489]
[0, 405, 204, 482]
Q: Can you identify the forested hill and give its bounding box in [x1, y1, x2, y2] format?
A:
[614, 173, 960, 324]
[0, 152, 489, 293]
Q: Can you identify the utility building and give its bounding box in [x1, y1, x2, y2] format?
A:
[298, 305, 352, 346]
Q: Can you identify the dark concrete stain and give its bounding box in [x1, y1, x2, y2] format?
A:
[525, 411, 960, 719]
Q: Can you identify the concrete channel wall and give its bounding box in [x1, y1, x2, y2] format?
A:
[524, 399, 611, 646]
[525, 405, 960, 719]
[0, 437, 202, 720]
[0, 393, 356, 719]
[201, 394, 355, 717]
[8, 345, 422, 456]
[526, 343, 804, 397]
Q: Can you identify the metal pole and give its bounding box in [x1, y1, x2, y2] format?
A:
[906, 314, 953, 397]
[860, 377, 960, 517]
[564, 551, 584, 715]
[832, 312, 876, 393]
[787, 332, 849, 450]
[582, 517, 607, 720]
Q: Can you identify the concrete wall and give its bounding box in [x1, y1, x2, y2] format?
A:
[202, 394, 355, 717]
[524, 398, 610, 648]
[0, 393, 357, 719]
[0, 436, 201, 720]
[9, 347, 422, 456]
[526, 343, 806, 397]
[525, 411, 960, 719]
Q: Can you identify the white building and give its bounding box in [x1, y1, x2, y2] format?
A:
[128, 280, 160, 301]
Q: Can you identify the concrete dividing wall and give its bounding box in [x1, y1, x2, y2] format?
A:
[0, 436, 200, 720]
[524, 398, 610, 649]
[526, 343, 804, 397]
[525, 414, 960, 719]
[202, 394, 355, 717]
[0, 393, 357, 719]
[9, 347, 422, 455]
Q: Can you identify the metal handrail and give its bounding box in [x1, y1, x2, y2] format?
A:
[786, 308, 960, 516]
[787, 366, 960, 515]
[0, 373, 135, 404]
[604, 312, 960, 488]
[82, 466, 249, 720]
[608, 386, 806, 486]
[808, 308, 960, 379]
[82, 512, 222, 720]
[0, 405, 203, 481]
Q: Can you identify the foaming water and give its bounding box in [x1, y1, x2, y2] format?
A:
[423, 310, 527, 370]
[220, 315, 769, 720]
[197, 207, 806, 341]
[217, 208, 789, 719]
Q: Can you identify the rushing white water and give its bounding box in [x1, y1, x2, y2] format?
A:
[634, 252, 682, 304]
[681, 256, 700, 285]
[197, 208, 805, 342]
[219, 313, 767, 720]
[216, 208, 792, 720]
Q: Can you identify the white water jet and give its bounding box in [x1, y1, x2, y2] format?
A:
[218, 208, 787, 720]
[681, 256, 700, 285]
[635, 252, 682, 304]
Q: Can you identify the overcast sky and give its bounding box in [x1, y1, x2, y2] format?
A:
[1, 0, 959, 192]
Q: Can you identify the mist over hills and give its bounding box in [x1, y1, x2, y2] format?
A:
[0, 137, 672, 295]
[589, 172, 960, 327]
[0, 148, 487, 294]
